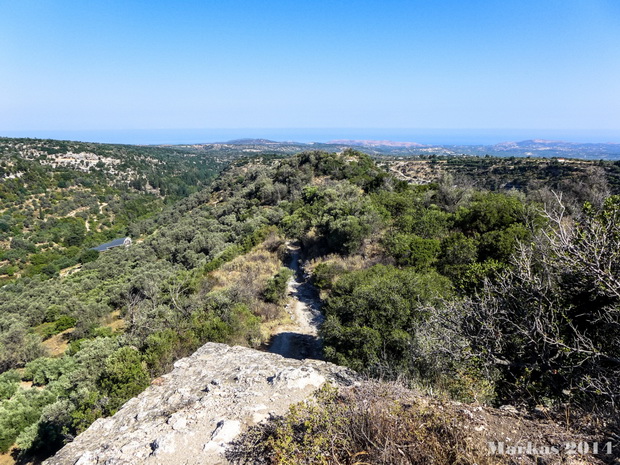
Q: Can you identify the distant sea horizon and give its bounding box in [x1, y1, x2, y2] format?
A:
[1, 128, 619, 146]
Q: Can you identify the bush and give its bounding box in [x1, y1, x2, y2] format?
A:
[227, 304, 262, 347]
[54, 315, 77, 332]
[396, 208, 453, 239]
[478, 223, 529, 262]
[0, 389, 56, 453]
[228, 383, 501, 465]
[323, 215, 371, 254]
[263, 268, 293, 304]
[311, 262, 342, 290]
[456, 192, 525, 234]
[0, 324, 45, 372]
[143, 329, 186, 376]
[79, 249, 99, 264]
[384, 233, 440, 270]
[0, 370, 20, 400]
[23, 357, 75, 386]
[321, 265, 452, 376]
[437, 232, 478, 283]
[98, 347, 150, 413]
[459, 196, 620, 408]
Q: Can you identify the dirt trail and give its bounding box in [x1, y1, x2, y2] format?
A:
[269, 244, 324, 360]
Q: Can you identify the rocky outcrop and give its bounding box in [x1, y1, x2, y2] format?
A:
[44, 343, 357, 465]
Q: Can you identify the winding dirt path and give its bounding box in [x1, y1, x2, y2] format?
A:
[269, 244, 324, 360]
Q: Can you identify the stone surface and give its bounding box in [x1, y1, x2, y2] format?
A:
[44, 342, 357, 465]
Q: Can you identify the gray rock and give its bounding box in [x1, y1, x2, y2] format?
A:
[44, 342, 357, 465]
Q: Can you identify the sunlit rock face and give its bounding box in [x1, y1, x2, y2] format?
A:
[44, 342, 357, 465]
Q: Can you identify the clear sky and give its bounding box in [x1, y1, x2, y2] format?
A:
[1, 0, 620, 143]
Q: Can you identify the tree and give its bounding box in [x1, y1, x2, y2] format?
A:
[263, 268, 293, 304]
[384, 233, 440, 270]
[456, 192, 526, 234]
[79, 249, 99, 264]
[456, 194, 620, 407]
[321, 265, 452, 376]
[98, 347, 150, 413]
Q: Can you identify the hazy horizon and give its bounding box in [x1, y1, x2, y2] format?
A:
[2, 128, 620, 146]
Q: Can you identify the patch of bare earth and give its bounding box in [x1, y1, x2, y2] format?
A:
[102, 310, 124, 333]
[0, 448, 18, 465]
[41, 328, 73, 357]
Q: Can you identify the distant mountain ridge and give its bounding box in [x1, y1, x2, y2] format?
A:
[327, 139, 427, 148]
[181, 138, 620, 160]
[223, 138, 282, 145]
[494, 139, 620, 149]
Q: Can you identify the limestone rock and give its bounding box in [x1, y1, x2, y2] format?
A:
[44, 342, 357, 465]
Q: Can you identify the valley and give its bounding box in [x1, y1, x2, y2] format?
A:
[0, 139, 618, 464]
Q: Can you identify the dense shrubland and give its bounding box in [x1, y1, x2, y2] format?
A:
[0, 147, 618, 461]
[0, 138, 228, 280]
[387, 154, 619, 201]
[315, 176, 620, 411]
[0, 150, 367, 459]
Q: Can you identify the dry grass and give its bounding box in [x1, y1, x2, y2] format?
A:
[229, 382, 502, 465]
[210, 248, 280, 292]
[229, 381, 614, 465]
[101, 310, 124, 333]
[0, 448, 17, 465]
[41, 328, 73, 357]
[206, 233, 290, 341]
[59, 263, 82, 277]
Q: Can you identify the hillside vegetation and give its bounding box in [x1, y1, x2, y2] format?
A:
[0, 138, 231, 281]
[0, 147, 617, 462]
[384, 155, 620, 198]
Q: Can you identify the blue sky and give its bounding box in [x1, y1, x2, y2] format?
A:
[1, 0, 619, 143]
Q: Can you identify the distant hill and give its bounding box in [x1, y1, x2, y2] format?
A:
[171, 138, 620, 160]
[327, 139, 426, 148]
[486, 139, 620, 158]
[224, 138, 281, 145]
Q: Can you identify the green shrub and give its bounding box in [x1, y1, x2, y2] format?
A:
[384, 233, 440, 270]
[98, 347, 150, 413]
[228, 304, 262, 347]
[0, 389, 56, 453]
[79, 249, 100, 264]
[54, 315, 77, 332]
[396, 208, 453, 239]
[263, 268, 293, 304]
[322, 265, 452, 376]
[37, 322, 59, 340]
[311, 262, 342, 290]
[456, 192, 525, 234]
[23, 357, 75, 386]
[191, 314, 233, 344]
[0, 370, 20, 400]
[143, 329, 183, 376]
[478, 223, 529, 262]
[92, 326, 115, 338]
